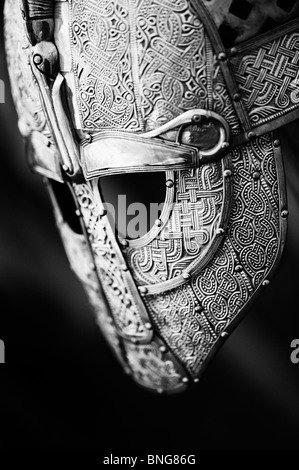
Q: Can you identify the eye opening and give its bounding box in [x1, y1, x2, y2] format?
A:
[99, 172, 167, 240]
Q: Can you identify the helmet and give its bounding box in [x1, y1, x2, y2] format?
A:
[4, 0, 299, 392]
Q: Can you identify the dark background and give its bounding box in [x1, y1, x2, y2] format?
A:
[1, 5, 299, 451]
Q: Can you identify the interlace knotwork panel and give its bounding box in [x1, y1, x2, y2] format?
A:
[126, 161, 228, 286]
[232, 32, 299, 128]
[144, 134, 282, 377]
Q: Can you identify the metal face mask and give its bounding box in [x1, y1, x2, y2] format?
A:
[4, 0, 299, 393]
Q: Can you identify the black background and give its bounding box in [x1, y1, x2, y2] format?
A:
[1, 4, 299, 450]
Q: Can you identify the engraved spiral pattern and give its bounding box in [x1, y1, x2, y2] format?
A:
[145, 134, 283, 376]
[70, 0, 240, 133]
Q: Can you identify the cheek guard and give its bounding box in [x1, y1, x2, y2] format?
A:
[4, 0, 299, 393]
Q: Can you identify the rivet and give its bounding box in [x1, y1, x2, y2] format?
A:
[160, 345, 167, 353]
[161, 276, 167, 282]
[166, 179, 174, 188]
[139, 286, 148, 295]
[218, 52, 227, 61]
[262, 279, 270, 287]
[221, 331, 229, 339]
[182, 271, 191, 280]
[75, 210, 81, 217]
[155, 219, 162, 227]
[235, 265, 243, 273]
[216, 227, 225, 236]
[33, 54, 43, 65]
[192, 114, 202, 124]
[194, 378, 200, 384]
[222, 142, 230, 150]
[145, 322, 152, 330]
[281, 210, 289, 218]
[253, 171, 261, 180]
[247, 131, 256, 140]
[157, 388, 164, 394]
[223, 169, 232, 178]
[230, 47, 238, 56]
[194, 306, 202, 313]
[85, 133, 92, 143]
[99, 208, 107, 217]
[62, 164, 70, 172]
[273, 139, 281, 148]
[233, 92, 241, 102]
[119, 239, 129, 248]
[182, 377, 189, 384]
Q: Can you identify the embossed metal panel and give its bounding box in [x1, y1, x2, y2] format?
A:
[4, 0, 294, 392]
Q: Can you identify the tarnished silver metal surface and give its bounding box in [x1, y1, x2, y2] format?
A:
[4, 0, 296, 392]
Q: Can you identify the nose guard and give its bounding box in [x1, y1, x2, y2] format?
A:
[5, 0, 299, 392]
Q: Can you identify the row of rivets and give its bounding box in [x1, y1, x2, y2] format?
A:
[217, 52, 243, 106]
[217, 48, 266, 147]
